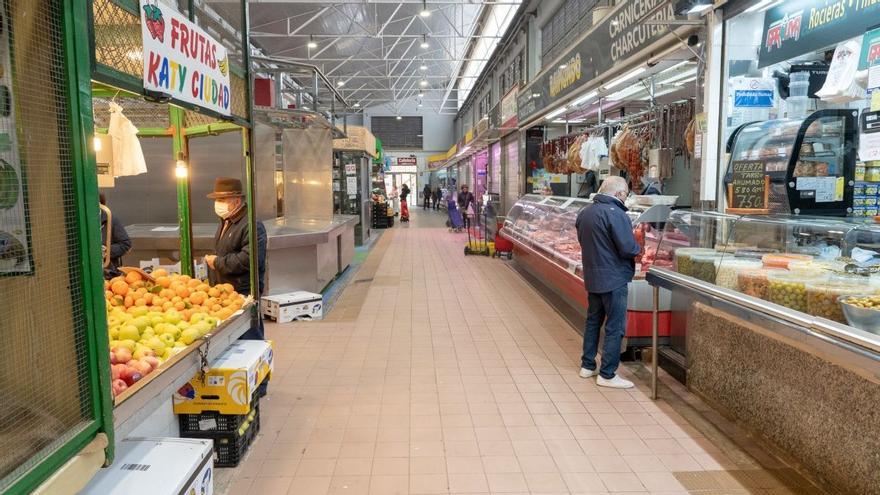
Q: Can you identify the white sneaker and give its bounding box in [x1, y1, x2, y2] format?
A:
[579, 368, 596, 378]
[597, 375, 634, 389]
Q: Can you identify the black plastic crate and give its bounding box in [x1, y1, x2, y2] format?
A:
[178, 393, 262, 434]
[181, 402, 260, 467]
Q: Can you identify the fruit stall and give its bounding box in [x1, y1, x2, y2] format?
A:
[1, 0, 260, 493]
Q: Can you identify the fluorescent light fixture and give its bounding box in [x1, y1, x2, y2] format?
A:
[688, 3, 712, 14]
[607, 84, 644, 101]
[552, 119, 584, 124]
[420, 79, 428, 87]
[396, 115, 403, 120]
[639, 87, 679, 100]
[744, 0, 782, 13]
[663, 67, 698, 84]
[336, 80, 345, 87]
[420, 35, 429, 49]
[307, 35, 317, 49]
[353, 102, 360, 107]
[571, 90, 598, 107]
[603, 67, 646, 90]
[420, 64, 428, 71]
[531, 92, 541, 98]
[673, 76, 698, 86]
[544, 106, 568, 120]
[659, 60, 691, 75]
[420, 1, 431, 17]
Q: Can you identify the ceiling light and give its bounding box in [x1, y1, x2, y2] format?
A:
[420, 64, 428, 71]
[420, 1, 431, 17]
[603, 67, 646, 90]
[673, 76, 698, 86]
[418, 102, 423, 107]
[420, 35, 429, 49]
[418, 92, 424, 98]
[688, 3, 712, 14]
[396, 115, 403, 120]
[607, 85, 644, 101]
[659, 60, 691, 75]
[337, 80, 345, 87]
[420, 79, 428, 87]
[639, 87, 679, 101]
[571, 90, 598, 107]
[663, 67, 698, 84]
[674, 0, 712, 15]
[307, 35, 317, 49]
[559, 64, 568, 70]
[353, 102, 360, 108]
[544, 106, 567, 120]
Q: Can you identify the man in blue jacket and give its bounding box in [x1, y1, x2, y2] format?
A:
[575, 176, 641, 389]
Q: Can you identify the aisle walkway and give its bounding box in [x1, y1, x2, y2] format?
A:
[219, 208, 820, 495]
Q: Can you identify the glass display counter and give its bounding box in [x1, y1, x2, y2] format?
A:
[502, 194, 675, 345]
[647, 210, 880, 377]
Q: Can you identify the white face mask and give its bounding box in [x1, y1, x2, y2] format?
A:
[214, 201, 231, 218]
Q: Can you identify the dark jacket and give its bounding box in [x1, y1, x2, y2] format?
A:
[100, 209, 132, 278]
[208, 207, 267, 297]
[400, 185, 410, 201]
[423, 185, 432, 198]
[457, 190, 475, 211]
[575, 194, 640, 293]
[432, 188, 441, 200]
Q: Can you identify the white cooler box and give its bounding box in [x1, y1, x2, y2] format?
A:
[80, 437, 213, 495]
[261, 291, 323, 323]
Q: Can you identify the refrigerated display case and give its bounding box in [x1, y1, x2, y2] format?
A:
[501, 195, 674, 345]
[724, 110, 858, 216]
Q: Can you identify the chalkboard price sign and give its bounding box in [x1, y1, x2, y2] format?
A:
[728, 161, 770, 213]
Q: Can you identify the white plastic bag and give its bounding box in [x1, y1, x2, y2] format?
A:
[815, 39, 866, 103]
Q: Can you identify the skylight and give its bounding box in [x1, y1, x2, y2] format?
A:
[457, 2, 521, 109]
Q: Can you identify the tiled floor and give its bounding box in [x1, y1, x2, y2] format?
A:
[217, 209, 821, 495]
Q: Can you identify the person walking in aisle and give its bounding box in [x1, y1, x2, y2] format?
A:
[575, 176, 640, 389]
[457, 184, 475, 229]
[432, 187, 441, 210]
[399, 183, 411, 222]
[204, 177, 267, 340]
[423, 184, 432, 209]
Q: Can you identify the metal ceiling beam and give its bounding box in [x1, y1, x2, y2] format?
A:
[282, 58, 491, 62]
[248, 1, 520, 4]
[250, 7, 323, 31]
[250, 33, 502, 39]
[377, 4, 403, 36]
[384, 15, 417, 60]
[287, 7, 330, 36]
[342, 75, 479, 79]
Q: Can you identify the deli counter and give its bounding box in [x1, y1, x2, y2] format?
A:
[644, 210, 880, 495]
[500, 194, 675, 346]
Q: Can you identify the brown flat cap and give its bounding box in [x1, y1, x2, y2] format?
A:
[207, 177, 244, 199]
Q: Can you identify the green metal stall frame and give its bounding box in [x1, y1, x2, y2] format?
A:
[2, 0, 256, 493]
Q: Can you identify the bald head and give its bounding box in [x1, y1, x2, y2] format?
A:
[598, 176, 629, 202]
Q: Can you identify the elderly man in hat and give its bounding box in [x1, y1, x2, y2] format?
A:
[204, 177, 267, 340]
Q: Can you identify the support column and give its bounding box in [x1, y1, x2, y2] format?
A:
[170, 106, 194, 276]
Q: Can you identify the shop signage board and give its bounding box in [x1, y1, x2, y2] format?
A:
[860, 26, 880, 69]
[517, 0, 680, 123]
[397, 156, 417, 166]
[344, 163, 357, 176]
[140, 0, 232, 115]
[758, 0, 880, 69]
[728, 160, 770, 213]
[731, 77, 776, 107]
[501, 87, 518, 129]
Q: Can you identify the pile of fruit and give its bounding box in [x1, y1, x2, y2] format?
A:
[105, 269, 246, 397]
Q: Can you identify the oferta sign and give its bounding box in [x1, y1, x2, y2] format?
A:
[758, 0, 880, 69]
[518, 0, 679, 123]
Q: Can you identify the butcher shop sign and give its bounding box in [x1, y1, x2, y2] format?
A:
[518, 0, 681, 124]
[140, 0, 232, 116]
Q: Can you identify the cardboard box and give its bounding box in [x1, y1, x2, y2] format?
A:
[139, 257, 208, 280]
[173, 340, 274, 415]
[261, 291, 323, 323]
[80, 437, 213, 495]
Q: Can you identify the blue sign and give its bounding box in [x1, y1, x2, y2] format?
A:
[734, 89, 774, 108]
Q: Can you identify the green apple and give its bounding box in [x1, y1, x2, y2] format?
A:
[204, 316, 219, 328]
[190, 313, 207, 323]
[176, 321, 190, 330]
[133, 343, 152, 360]
[150, 315, 164, 326]
[145, 336, 166, 355]
[141, 327, 155, 339]
[108, 325, 120, 340]
[117, 339, 136, 352]
[163, 310, 182, 325]
[107, 316, 121, 327]
[118, 325, 140, 341]
[159, 333, 176, 348]
[179, 328, 200, 345]
[131, 306, 149, 317]
[130, 317, 150, 332]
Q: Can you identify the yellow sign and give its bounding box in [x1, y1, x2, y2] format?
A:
[549, 53, 582, 98]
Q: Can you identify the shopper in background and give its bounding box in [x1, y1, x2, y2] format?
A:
[423, 184, 432, 210]
[399, 183, 411, 222]
[204, 177, 267, 340]
[575, 176, 640, 389]
[391, 185, 400, 216]
[99, 193, 132, 279]
[457, 184, 475, 229]
[432, 187, 441, 210]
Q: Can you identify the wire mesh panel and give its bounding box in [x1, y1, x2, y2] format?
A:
[0, 0, 96, 490]
[93, 96, 171, 129]
[93, 0, 143, 78]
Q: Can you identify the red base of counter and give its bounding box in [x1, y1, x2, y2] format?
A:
[626, 310, 671, 338]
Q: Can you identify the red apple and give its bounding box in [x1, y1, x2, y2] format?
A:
[130, 372, 143, 384]
[112, 378, 128, 396]
[110, 350, 118, 365]
[114, 348, 132, 364]
[142, 356, 160, 371]
[130, 359, 151, 376]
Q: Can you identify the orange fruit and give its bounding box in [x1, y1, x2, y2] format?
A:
[178, 275, 191, 283]
[171, 296, 182, 303]
[211, 304, 222, 312]
[189, 291, 207, 305]
[152, 268, 168, 278]
[110, 280, 129, 297]
[155, 276, 171, 288]
[187, 278, 201, 288]
[173, 301, 186, 311]
[196, 283, 210, 292]
[124, 295, 134, 308]
[162, 302, 173, 311]
[124, 271, 142, 284]
[152, 297, 166, 307]
[159, 289, 174, 299]
[181, 309, 193, 321]
[135, 287, 148, 297]
[104, 280, 111, 290]
[104, 290, 114, 300]
[207, 287, 221, 298]
[175, 286, 191, 298]
[143, 293, 154, 304]
[134, 298, 147, 307]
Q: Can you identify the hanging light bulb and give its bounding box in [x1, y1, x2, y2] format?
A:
[418, 92, 425, 98]
[337, 80, 345, 87]
[420, 64, 428, 71]
[175, 159, 188, 179]
[420, 34, 429, 49]
[307, 35, 317, 49]
[396, 115, 403, 120]
[420, 79, 428, 87]
[93, 136, 102, 152]
[420, 1, 431, 17]
[353, 102, 361, 108]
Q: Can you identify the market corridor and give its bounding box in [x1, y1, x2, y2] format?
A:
[218, 209, 820, 495]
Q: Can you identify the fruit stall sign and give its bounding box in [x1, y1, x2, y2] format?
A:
[140, 0, 232, 116]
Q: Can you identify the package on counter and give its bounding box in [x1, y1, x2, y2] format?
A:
[80, 437, 213, 495]
[261, 291, 323, 323]
[173, 340, 274, 415]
